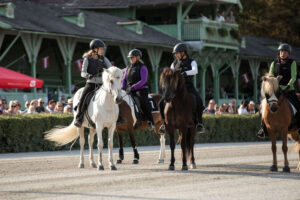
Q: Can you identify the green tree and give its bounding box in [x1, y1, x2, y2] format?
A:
[236, 0, 300, 46]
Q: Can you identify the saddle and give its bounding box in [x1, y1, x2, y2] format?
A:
[129, 94, 158, 121]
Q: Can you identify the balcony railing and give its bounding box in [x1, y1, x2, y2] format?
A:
[150, 20, 241, 48]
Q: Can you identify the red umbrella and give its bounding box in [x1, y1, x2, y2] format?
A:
[0, 67, 44, 89]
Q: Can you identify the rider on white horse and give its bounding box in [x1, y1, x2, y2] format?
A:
[257, 43, 300, 138]
[74, 39, 112, 128]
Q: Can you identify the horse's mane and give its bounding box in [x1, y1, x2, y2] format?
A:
[160, 68, 185, 92]
[261, 73, 279, 98]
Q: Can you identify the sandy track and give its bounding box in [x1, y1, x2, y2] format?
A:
[0, 142, 299, 200]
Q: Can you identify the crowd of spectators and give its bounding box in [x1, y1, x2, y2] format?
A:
[0, 96, 73, 115]
[203, 98, 258, 115]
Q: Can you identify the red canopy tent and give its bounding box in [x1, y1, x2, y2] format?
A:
[0, 67, 44, 89]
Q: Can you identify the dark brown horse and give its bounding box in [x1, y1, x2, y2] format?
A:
[261, 74, 300, 172]
[159, 68, 196, 170]
[116, 92, 165, 164]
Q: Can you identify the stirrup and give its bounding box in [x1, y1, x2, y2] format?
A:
[147, 121, 155, 130]
[158, 123, 166, 135]
[74, 119, 82, 128]
[196, 123, 205, 134]
[256, 128, 265, 139]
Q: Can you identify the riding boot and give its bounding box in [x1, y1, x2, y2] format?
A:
[74, 112, 83, 128]
[256, 120, 268, 139]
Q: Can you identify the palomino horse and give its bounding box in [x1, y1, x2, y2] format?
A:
[261, 74, 300, 172]
[159, 68, 196, 170]
[45, 67, 123, 170]
[116, 92, 165, 164]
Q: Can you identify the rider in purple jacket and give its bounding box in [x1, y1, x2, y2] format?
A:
[121, 49, 155, 129]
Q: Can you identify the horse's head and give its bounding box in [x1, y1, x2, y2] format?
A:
[159, 68, 185, 103]
[261, 74, 282, 113]
[102, 66, 123, 104]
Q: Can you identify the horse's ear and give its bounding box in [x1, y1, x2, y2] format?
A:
[277, 75, 283, 82]
[261, 76, 267, 81]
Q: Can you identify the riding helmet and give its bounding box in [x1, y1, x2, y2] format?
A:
[127, 49, 142, 58]
[278, 43, 292, 54]
[90, 39, 105, 50]
[172, 43, 188, 54]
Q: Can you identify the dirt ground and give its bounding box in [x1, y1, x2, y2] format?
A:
[0, 142, 299, 200]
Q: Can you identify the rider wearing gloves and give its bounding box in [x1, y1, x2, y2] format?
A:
[74, 39, 112, 128]
[257, 43, 299, 138]
[121, 49, 155, 129]
[158, 43, 204, 135]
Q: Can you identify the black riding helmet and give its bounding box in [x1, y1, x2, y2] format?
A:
[128, 49, 142, 58]
[90, 39, 105, 50]
[172, 43, 188, 54]
[278, 43, 292, 54]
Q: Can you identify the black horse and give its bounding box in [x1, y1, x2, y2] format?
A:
[159, 68, 197, 170]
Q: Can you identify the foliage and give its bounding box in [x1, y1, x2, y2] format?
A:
[206, 27, 217, 35]
[0, 114, 268, 153]
[218, 28, 229, 37]
[236, 0, 300, 46]
[230, 28, 241, 41]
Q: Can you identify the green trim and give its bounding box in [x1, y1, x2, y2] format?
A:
[0, 20, 12, 29]
[181, 1, 195, 21]
[0, 32, 20, 62]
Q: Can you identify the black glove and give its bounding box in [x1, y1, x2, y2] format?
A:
[282, 85, 290, 94]
[181, 71, 187, 77]
[126, 86, 133, 94]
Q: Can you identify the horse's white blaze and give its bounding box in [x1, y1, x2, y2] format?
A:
[45, 66, 123, 169]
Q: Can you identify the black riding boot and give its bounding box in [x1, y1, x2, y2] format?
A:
[256, 120, 268, 139]
[75, 110, 84, 128]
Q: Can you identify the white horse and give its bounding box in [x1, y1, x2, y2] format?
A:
[45, 66, 123, 170]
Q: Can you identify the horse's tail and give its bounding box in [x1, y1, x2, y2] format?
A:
[45, 123, 78, 146]
[185, 128, 193, 159]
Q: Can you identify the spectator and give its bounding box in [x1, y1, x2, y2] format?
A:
[238, 100, 249, 115]
[214, 104, 221, 114]
[203, 99, 216, 114]
[221, 103, 229, 113]
[13, 100, 22, 114]
[23, 101, 30, 113]
[248, 100, 256, 114]
[1, 98, 7, 110]
[60, 95, 66, 106]
[227, 105, 234, 114]
[36, 98, 49, 113]
[65, 98, 73, 113]
[199, 13, 209, 22]
[46, 99, 57, 113]
[55, 102, 64, 114]
[27, 99, 38, 114]
[215, 11, 225, 23]
[0, 99, 4, 114]
[226, 11, 235, 23]
[64, 105, 73, 113]
[4, 101, 17, 114]
[229, 99, 237, 113]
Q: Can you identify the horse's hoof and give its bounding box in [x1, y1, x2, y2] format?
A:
[181, 165, 188, 171]
[270, 165, 278, 172]
[78, 163, 84, 168]
[91, 163, 97, 168]
[111, 165, 117, 170]
[120, 155, 124, 161]
[117, 159, 122, 164]
[190, 163, 197, 169]
[283, 166, 290, 173]
[168, 165, 175, 171]
[157, 159, 164, 164]
[98, 165, 104, 171]
[132, 159, 139, 164]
